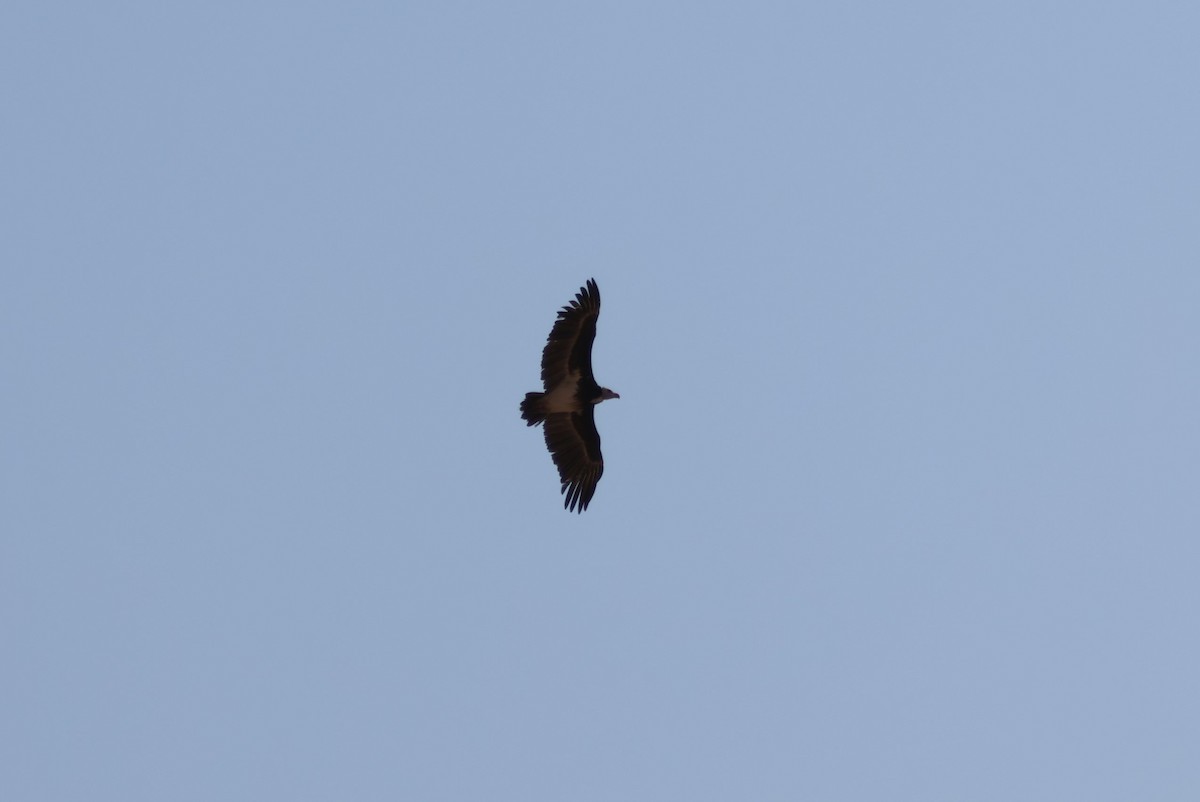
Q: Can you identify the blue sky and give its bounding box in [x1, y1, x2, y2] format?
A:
[4, 2, 1199, 800]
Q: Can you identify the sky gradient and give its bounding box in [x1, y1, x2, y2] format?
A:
[5, 3, 1199, 800]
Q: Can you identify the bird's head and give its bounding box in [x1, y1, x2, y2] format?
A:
[598, 387, 620, 402]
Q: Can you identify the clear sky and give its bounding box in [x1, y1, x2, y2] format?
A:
[4, 2, 1199, 800]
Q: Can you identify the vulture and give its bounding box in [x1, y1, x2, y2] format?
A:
[520, 279, 619, 512]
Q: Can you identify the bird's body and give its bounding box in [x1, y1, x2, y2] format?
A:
[520, 279, 619, 512]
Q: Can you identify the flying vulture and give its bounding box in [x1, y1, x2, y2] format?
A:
[520, 278, 619, 512]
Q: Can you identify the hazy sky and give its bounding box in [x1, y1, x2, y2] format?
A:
[4, 3, 1199, 800]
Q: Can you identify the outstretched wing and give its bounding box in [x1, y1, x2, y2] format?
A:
[543, 407, 604, 513]
[540, 279, 600, 391]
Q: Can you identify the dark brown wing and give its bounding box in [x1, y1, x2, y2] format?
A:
[540, 279, 600, 392]
[543, 407, 604, 513]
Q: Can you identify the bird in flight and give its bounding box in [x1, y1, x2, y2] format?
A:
[520, 279, 619, 512]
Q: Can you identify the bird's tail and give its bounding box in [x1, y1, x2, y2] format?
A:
[520, 392, 546, 426]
